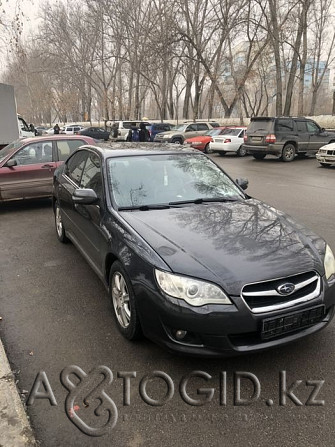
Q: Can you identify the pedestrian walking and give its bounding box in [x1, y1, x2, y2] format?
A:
[53, 124, 60, 134]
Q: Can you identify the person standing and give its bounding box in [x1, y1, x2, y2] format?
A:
[139, 122, 150, 142]
[53, 124, 60, 134]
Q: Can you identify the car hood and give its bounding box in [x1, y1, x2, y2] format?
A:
[120, 199, 325, 296]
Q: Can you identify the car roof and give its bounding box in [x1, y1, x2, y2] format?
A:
[17, 135, 94, 144]
[79, 142, 201, 159]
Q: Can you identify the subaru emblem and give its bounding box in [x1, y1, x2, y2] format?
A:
[277, 283, 295, 295]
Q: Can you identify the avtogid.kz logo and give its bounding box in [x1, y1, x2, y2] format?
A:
[26, 367, 325, 437]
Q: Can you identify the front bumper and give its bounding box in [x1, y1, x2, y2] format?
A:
[316, 153, 335, 165]
[134, 277, 335, 357]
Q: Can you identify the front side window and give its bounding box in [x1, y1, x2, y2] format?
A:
[306, 121, 320, 133]
[107, 154, 245, 208]
[10, 142, 53, 165]
[65, 151, 88, 185]
[80, 153, 102, 197]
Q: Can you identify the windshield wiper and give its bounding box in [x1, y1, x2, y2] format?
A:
[168, 197, 240, 205]
[118, 204, 174, 211]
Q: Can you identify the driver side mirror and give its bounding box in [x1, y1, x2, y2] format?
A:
[72, 188, 99, 205]
[5, 159, 17, 168]
[236, 178, 249, 190]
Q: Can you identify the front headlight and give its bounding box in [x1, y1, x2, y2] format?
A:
[324, 244, 335, 280]
[163, 134, 171, 139]
[155, 269, 232, 306]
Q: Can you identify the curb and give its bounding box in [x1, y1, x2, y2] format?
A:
[0, 337, 36, 446]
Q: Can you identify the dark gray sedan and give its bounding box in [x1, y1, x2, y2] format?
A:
[52, 143, 335, 356]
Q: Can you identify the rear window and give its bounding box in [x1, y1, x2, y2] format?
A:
[56, 139, 87, 161]
[247, 119, 274, 133]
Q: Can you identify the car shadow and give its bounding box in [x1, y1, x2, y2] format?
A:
[0, 198, 52, 213]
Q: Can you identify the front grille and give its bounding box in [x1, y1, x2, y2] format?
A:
[241, 271, 321, 314]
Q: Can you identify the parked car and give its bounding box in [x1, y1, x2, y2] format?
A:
[61, 125, 84, 135]
[316, 142, 335, 167]
[243, 116, 335, 161]
[0, 135, 95, 202]
[34, 126, 49, 136]
[53, 142, 335, 357]
[78, 127, 110, 141]
[110, 121, 151, 141]
[154, 122, 214, 144]
[146, 123, 173, 142]
[184, 127, 228, 153]
[210, 127, 247, 156]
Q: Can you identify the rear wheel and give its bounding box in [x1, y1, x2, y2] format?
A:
[237, 145, 247, 157]
[54, 201, 68, 243]
[281, 144, 295, 162]
[110, 261, 142, 340]
[252, 153, 266, 160]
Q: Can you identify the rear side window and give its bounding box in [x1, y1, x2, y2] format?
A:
[275, 119, 294, 132]
[56, 139, 87, 161]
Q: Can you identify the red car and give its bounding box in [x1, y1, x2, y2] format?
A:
[184, 127, 230, 153]
[0, 135, 95, 202]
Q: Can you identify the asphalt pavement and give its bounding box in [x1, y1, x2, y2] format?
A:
[0, 154, 335, 447]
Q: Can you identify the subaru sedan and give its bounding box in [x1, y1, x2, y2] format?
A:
[0, 135, 95, 202]
[53, 142, 335, 357]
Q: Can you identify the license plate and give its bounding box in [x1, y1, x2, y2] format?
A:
[251, 137, 262, 142]
[261, 305, 325, 340]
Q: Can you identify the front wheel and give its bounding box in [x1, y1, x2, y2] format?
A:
[281, 144, 295, 162]
[237, 145, 247, 157]
[172, 138, 183, 145]
[320, 163, 330, 168]
[109, 261, 142, 340]
[54, 201, 68, 243]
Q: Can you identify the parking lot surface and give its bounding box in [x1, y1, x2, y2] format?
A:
[0, 154, 334, 447]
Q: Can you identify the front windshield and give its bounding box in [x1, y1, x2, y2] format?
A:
[0, 139, 25, 163]
[107, 154, 245, 208]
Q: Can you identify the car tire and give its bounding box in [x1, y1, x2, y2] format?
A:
[172, 138, 183, 145]
[320, 163, 330, 168]
[252, 153, 266, 160]
[237, 145, 247, 157]
[218, 151, 226, 156]
[109, 261, 142, 341]
[204, 143, 213, 154]
[54, 201, 69, 243]
[281, 144, 296, 162]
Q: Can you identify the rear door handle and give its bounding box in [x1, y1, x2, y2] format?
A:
[42, 164, 54, 168]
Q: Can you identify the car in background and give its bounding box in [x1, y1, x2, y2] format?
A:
[210, 127, 247, 156]
[34, 126, 49, 136]
[154, 121, 214, 144]
[0, 135, 95, 202]
[61, 125, 84, 135]
[78, 126, 110, 141]
[53, 142, 335, 357]
[146, 123, 173, 142]
[316, 143, 335, 168]
[243, 117, 335, 161]
[184, 127, 229, 153]
[110, 121, 151, 141]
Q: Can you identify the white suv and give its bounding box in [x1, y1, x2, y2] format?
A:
[61, 125, 84, 135]
[110, 121, 150, 141]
